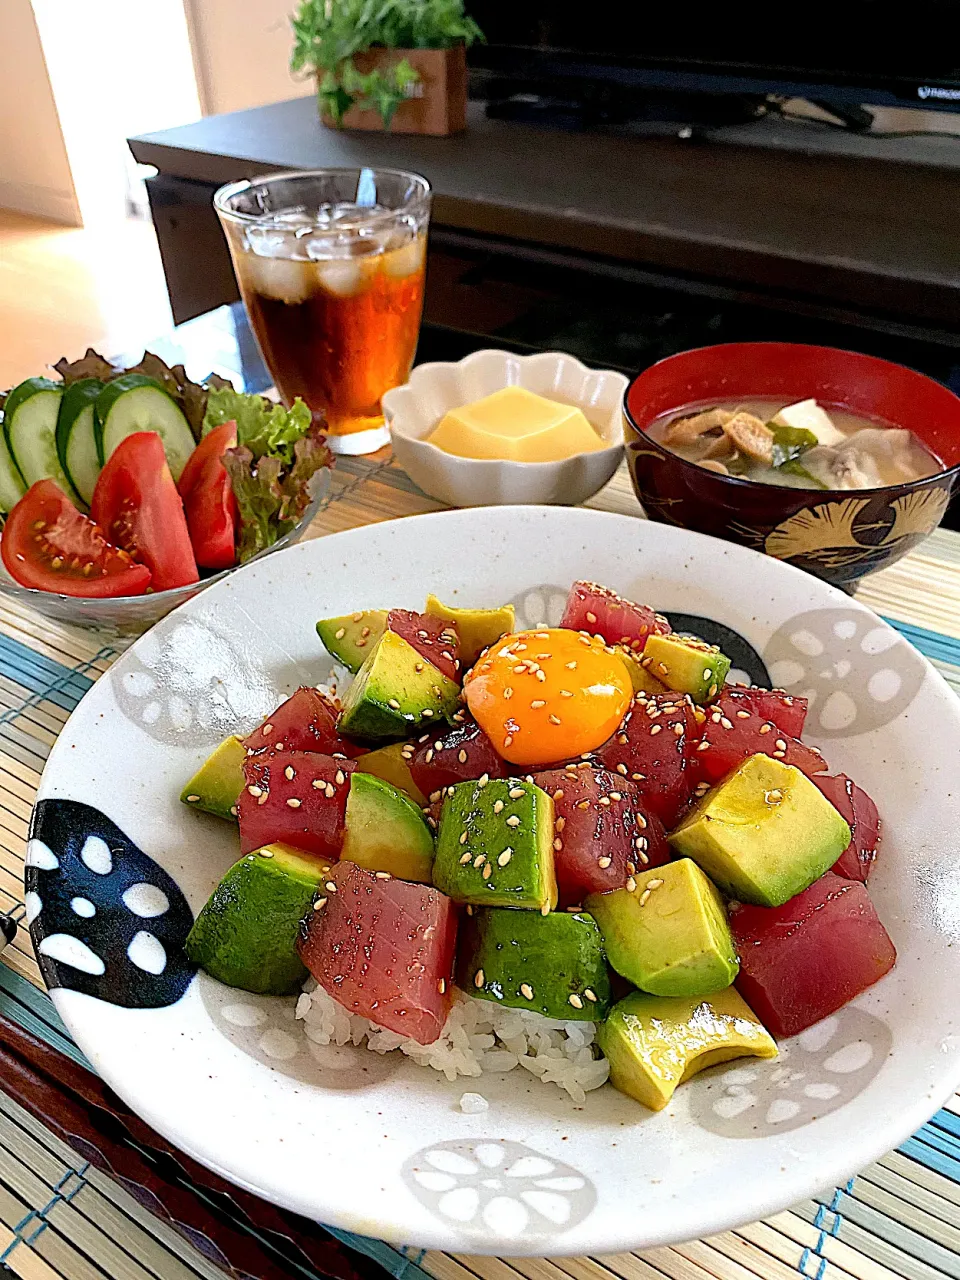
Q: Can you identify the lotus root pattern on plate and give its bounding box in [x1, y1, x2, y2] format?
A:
[402, 1139, 596, 1242]
[763, 608, 926, 737]
[110, 608, 280, 747]
[691, 1006, 892, 1138]
[198, 974, 398, 1089]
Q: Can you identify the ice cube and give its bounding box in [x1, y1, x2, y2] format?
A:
[384, 233, 426, 279]
[316, 258, 369, 298]
[238, 251, 315, 305]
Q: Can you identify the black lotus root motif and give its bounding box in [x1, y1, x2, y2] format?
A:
[26, 800, 196, 1008]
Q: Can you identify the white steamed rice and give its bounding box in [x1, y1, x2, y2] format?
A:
[295, 982, 610, 1103]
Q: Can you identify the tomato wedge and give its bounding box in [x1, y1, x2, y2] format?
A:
[178, 421, 238, 570]
[92, 432, 199, 592]
[1, 479, 152, 597]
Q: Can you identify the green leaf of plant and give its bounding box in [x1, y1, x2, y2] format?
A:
[221, 447, 285, 562]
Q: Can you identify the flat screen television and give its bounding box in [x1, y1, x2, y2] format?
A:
[466, 3, 960, 115]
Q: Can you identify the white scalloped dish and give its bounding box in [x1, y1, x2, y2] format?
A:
[383, 350, 626, 506]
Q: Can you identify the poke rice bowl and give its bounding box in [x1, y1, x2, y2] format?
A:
[25, 505, 960, 1255]
[624, 342, 960, 589]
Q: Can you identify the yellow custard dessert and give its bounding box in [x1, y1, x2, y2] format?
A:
[427, 386, 607, 462]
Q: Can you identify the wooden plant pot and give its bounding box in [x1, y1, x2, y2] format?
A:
[321, 44, 467, 136]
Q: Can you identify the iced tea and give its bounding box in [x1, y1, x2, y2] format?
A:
[215, 170, 431, 450]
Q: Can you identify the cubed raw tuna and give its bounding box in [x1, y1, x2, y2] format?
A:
[594, 691, 699, 828]
[298, 860, 457, 1045]
[238, 751, 354, 858]
[243, 687, 357, 758]
[408, 713, 510, 798]
[730, 872, 896, 1038]
[721, 687, 808, 739]
[387, 609, 461, 683]
[533, 765, 669, 906]
[696, 690, 827, 784]
[814, 774, 881, 882]
[561, 581, 671, 652]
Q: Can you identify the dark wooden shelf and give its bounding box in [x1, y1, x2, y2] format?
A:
[130, 97, 960, 327]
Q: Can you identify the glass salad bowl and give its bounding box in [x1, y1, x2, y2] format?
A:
[0, 473, 329, 643]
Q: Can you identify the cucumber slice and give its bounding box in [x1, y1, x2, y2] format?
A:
[56, 378, 102, 507]
[0, 430, 25, 513]
[95, 374, 195, 481]
[4, 377, 80, 503]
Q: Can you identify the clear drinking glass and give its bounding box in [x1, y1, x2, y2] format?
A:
[215, 168, 431, 455]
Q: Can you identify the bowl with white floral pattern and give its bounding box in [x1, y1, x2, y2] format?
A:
[25, 505, 960, 1256]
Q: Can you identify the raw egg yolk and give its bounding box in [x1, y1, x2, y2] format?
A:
[464, 628, 632, 766]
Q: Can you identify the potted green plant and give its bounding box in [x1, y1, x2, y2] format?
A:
[290, 0, 484, 136]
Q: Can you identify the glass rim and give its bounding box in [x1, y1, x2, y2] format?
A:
[213, 167, 432, 228]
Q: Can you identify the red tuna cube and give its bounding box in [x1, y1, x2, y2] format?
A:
[298, 860, 457, 1045]
[409, 713, 510, 798]
[560, 580, 670, 652]
[730, 872, 896, 1038]
[243, 687, 358, 758]
[697, 690, 827, 784]
[814, 774, 881, 882]
[238, 751, 354, 858]
[533, 765, 669, 906]
[721, 686, 808, 739]
[594, 691, 699, 829]
[388, 609, 461, 683]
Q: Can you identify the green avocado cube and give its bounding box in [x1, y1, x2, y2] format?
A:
[341, 772, 434, 883]
[597, 987, 778, 1111]
[338, 630, 461, 740]
[180, 735, 245, 822]
[669, 753, 851, 907]
[587, 858, 738, 997]
[185, 843, 333, 995]
[433, 777, 558, 912]
[457, 908, 610, 1020]
[316, 609, 387, 673]
[642, 633, 731, 704]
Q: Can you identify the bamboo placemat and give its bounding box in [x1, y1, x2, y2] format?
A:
[0, 454, 956, 1280]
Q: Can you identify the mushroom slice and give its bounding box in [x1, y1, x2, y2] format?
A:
[665, 407, 733, 445]
[722, 412, 775, 465]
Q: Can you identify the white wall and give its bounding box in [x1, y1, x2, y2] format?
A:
[0, 0, 80, 224]
[184, 0, 305, 116]
[32, 0, 202, 228]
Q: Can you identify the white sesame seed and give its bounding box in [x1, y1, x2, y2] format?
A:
[626, 876, 637, 892]
[759, 723, 772, 734]
[262, 723, 273, 736]
[459, 852, 472, 864]
[609, 791, 623, 801]
[697, 741, 711, 752]
[423, 709, 434, 718]
[259, 849, 274, 858]
[257, 793, 268, 806]
[508, 787, 525, 799]
[566, 661, 577, 670]
[586, 611, 598, 624]
[775, 739, 787, 751]
[247, 785, 263, 797]
[425, 749, 434, 764]
[650, 724, 662, 736]
[474, 969, 485, 988]
[438, 978, 447, 994]
[498, 849, 513, 866]
[285, 798, 301, 809]
[707, 684, 718, 699]
[554, 837, 563, 850]
[325, 782, 336, 798]
[598, 856, 612, 869]
[473, 854, 486, 868]
[313, 897, 327, 910]
[458, 749, 468, 763]
[520, 982, 534, 1000]
[482, 863, 492, 879]
[459, 831, 469, 844]
[335, 770, 346, 785]
[639, 889, 651, 906]
[503, 687, 513, 699]
[479, 774, 490, 787]
[325, 881, 337, 892]
[736, 710, 751, 719]
[493, 799, 504, 814]
[504, 735, 514, 747]
[568, 993, 584, 1009]
[506, 814, 521, 827]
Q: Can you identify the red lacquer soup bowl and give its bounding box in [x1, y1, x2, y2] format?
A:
[624, 343, 960, 588]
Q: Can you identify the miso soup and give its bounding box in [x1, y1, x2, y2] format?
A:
[649, 397, 943, 490]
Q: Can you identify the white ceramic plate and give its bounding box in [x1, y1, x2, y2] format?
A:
[26, 507, 960, 1256]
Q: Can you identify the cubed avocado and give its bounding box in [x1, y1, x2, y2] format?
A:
[338, 630, 461, 740]
[185, 843, 333, 995]
[669, 753, 851, 907]
[457, 908, 610, 1020]
[433, 777, 558, 912]
[316, 609, 387, 673]
[641, 633, 732, 704]
[614, 645, 669, 696]
[424, 594, 515, 667]
[586, 858, 738, 997]
[597, 987, 778, 1111]
[341, 772, 434, 882]
[354, 741, 427, 805]
[180, 736, 245, 822]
